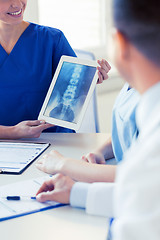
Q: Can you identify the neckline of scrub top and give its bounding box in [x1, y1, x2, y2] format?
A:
[0, 22, 32, 57]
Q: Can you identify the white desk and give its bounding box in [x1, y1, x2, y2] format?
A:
[0, 133, 109, 240]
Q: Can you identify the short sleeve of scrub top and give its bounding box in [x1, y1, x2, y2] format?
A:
[112, 83, 140, 162]
[0, 23, 76, 132]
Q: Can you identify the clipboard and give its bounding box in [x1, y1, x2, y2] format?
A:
[0, 142, 50, 174]
[0, 176, 64, 222]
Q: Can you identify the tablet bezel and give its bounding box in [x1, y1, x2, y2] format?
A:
[38, 55, 98, 131]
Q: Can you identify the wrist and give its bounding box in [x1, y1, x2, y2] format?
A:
[60, 158, 76, 176]
[9, 125, 21, 139]
[0, 126, 17, 139]
[57, 157, 69, 174]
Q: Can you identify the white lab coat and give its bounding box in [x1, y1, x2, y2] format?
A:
[71, 82, 160, 240]
[113, 82, 160, 240]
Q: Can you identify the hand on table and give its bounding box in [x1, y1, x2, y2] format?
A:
[81, 151, 106, 164]
[36, 173, 75, 204]
[36, 150, 66, 175]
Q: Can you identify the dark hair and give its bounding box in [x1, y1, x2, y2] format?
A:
[113, 0, 160, 66]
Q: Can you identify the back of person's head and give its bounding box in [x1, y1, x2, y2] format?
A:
[113, 0, 160, 66]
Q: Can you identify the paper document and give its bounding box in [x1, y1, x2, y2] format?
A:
[0, 142, 50, 174]
[0, 176, 62, 222]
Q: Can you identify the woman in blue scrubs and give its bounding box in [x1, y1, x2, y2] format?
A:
[0, 0, 76, 132]
[0, 0, 109, 134]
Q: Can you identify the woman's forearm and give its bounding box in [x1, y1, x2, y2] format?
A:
[0, 126, 15, 139]
[61, 158, 116, 183]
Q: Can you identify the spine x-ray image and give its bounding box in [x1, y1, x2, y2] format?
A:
[44, 62, 96, 123]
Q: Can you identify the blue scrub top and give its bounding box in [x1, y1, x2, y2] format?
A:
[112, 83, 140, 162]
[0, 23, 76, 132]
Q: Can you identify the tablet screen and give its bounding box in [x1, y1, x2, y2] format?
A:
[43, 61, 97, 124]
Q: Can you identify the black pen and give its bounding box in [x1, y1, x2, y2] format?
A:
[2, 196, 36, 201]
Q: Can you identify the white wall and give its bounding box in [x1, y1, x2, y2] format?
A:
[24, 0, 39, 23]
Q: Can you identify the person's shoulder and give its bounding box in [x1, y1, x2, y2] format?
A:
[29, 22, 64, 39]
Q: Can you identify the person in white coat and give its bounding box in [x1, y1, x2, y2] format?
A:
[36, 0, 160, 239]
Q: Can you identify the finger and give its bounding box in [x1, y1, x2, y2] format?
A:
[38, 119, 55, 128]
[97, 72, 103, 84]
[98, 68, 109, 80]
[97, 60, 111, 72]
[97, 59, 102, 65]
[81, 156, 89, 162]
[41, 123, 54, 130]
[98, 59, 111, 71]
[26, 120, 45, 126]
[97, 64, 110, 75]
[35, 154, 49, 171]
[86, 153, 96, 164]
[30, 123, 53, 133]
[36, 190, 68, 204]
[36, 179, 54, 195]
[104, 60, 111, 70]
[35, 161, 44, 171]
[36, 191, 56, 202]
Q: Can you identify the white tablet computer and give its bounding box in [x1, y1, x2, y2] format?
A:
[38, 55, 98, 131]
